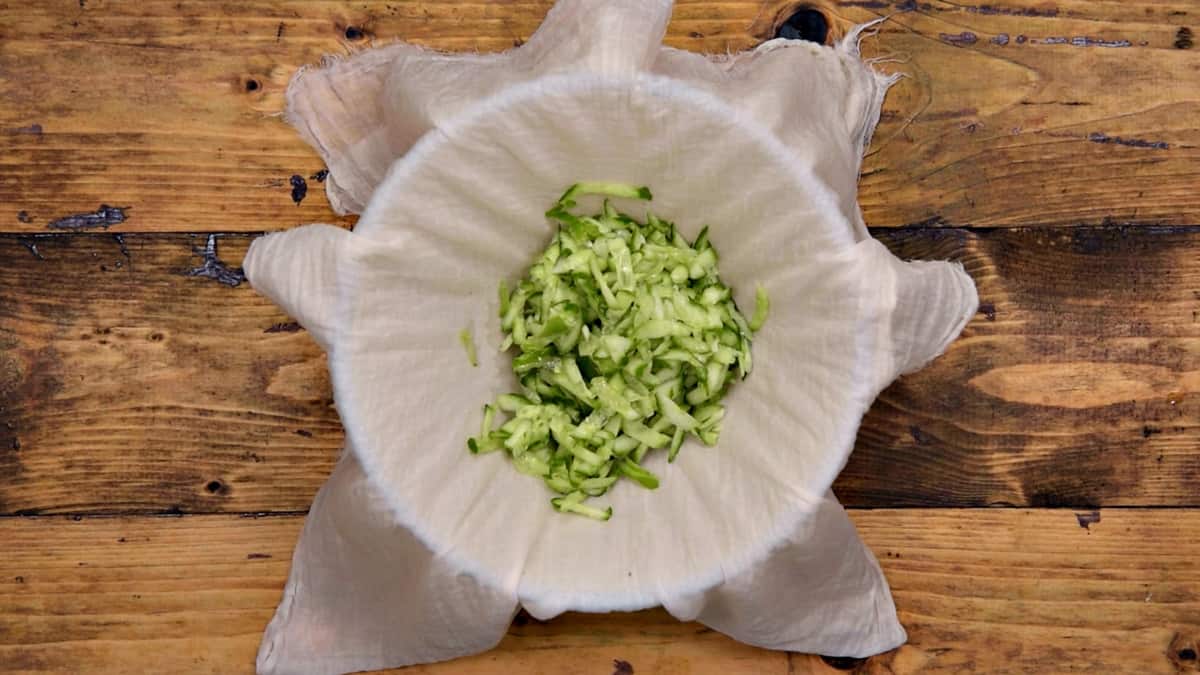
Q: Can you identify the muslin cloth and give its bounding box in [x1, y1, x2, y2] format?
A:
[245, 2, 978, 673]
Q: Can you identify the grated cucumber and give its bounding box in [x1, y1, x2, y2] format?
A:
[468, 183, 766, 519]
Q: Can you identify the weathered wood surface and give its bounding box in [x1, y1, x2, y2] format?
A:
[838, 226, 1200, 507]
[2, 1, 1198, 673]
[1, 509, 1197, 674]
[1, 1, 1197, 233]
[2, 227, 1197, 514]
[0, 234, 339, 516]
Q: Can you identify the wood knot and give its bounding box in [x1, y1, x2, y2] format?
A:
[205, 480, 230, 496]
[750, 2, 843, 45]
[776, 6, 829, 44]
[1168, 631, 1198, 667]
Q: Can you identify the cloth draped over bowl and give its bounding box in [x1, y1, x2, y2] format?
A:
[244, 1, 979, 673]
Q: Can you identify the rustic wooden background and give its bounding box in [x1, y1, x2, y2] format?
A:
[1, 1, 1198, 673]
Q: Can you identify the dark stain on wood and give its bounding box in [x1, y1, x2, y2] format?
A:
[309, 169, 328, 183]
[940, 31, 979, 46]
[294, 429, 313, 438]
[289, 175, 307, 205]
[1021, 100, 1091, 106]
[1088, 132, 1170, 150]
[1142, 425, 1162, 438]
[908, 425, 934, 445]
[275, 21, 285, 42]
[895, 1, 932, 13]
[1071, 229, 1108, 255]
[46, 205, 128, 230]
[1075, 510, 1101, 530]
[967, 4, 1058, 17]
[186, 235, 245, 287]
[1041, 36, 1132, 48]
[612, 659, 634, 675]
[264, 321, 302, 334]
[246, 552, 272, 559]
[16, 211, 32, 223]
[978, 302, 996, 321]
[1175, 27, 1194, 49]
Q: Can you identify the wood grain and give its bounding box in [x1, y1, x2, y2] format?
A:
[1, 227, 1196, 514]
[1, 1, 1197, 233]
[836, 226, 1200, 507]
[3, 2, 1196, 674]
[1, 509, 1197, 674]
[0, 234, 339, 515]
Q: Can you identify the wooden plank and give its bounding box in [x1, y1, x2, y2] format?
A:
[852, 0, 1200, 229]
[0, 234, 339, 515]
[1, 226, 1197, 514]
[836, 226, 1200, 507]
[1, 1, 1197, 233]
[0, 514, 785, 675]
[0, 509, 1197, 674]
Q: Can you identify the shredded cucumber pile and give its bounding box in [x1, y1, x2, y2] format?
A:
[468, 182, 767, 520]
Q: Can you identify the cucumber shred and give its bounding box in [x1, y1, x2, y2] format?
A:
[459, 328, 478, 367]
[468, 183, 766, 519]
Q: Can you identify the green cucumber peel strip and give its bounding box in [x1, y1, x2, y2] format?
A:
[459, 328, 478, 367]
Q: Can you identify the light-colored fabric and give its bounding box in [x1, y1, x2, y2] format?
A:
[246, 1, 979, 672]
[256, 450, 517, 675]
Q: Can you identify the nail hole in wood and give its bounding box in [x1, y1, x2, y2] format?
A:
[245, 79, 260, 92]
[205, 480, 224, 494]
[344, 25, 365, 41]
[1180, 648, 1198, 661]
[776, 7, 829, 44]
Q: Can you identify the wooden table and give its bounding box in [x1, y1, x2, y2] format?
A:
[1, 1, 1197, 673]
